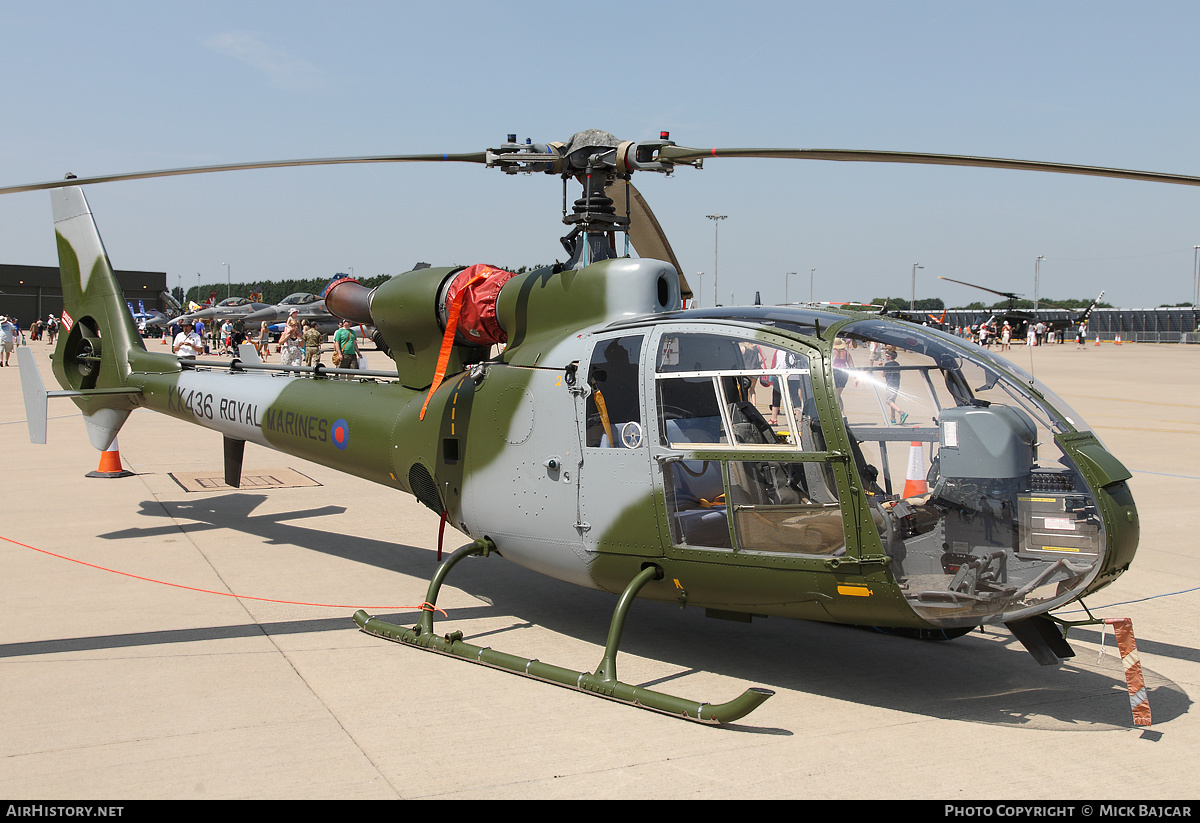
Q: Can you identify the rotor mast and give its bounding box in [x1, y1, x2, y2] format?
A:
[486, 129, 676, 270]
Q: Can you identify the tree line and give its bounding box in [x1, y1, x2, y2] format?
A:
[172, 265, 549, 307]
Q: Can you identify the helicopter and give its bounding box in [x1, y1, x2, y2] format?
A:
[938, 275, 1105, 341]
[9, 130, 1188, 725]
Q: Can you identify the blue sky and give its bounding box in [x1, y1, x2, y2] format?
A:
[3, 1, 1200, 308]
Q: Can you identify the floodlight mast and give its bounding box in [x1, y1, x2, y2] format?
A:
[1035, 255, 1044, 310]
[707, 214, 727, 306]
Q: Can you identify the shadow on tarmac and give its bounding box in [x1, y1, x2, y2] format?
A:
[7, 490, 1189, 733]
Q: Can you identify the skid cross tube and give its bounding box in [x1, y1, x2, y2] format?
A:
[354, 543, 773, 724]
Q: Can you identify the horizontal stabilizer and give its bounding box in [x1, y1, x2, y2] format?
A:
[16, 346, 140, 445]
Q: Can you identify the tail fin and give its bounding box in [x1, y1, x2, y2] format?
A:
[49, 186, 146, 449]
[1078, 290, 1106, 324]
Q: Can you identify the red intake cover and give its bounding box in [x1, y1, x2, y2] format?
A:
[444, 264, 517, 346]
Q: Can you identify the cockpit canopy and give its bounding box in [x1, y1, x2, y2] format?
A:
[279, 293, 320, 306]
[613, 315, 1111, 628]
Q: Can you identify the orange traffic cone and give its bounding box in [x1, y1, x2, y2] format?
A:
[86, 437, 135, 478]
[903, 440, 928, 498]
[1095, 334, 1100, 346]
[1115, 334, 1122, 345]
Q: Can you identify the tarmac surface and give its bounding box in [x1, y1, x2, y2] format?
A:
[1, 337, 1197, 800]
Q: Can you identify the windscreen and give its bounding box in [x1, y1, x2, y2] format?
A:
[833, 319, 1106, 627]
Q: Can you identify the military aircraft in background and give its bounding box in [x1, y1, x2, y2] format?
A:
[243, 286, 346, 338]
[939, 276, 1105, 338]
[172, 295, 273, 328]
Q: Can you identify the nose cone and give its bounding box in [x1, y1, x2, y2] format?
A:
[242, 306, 281, 325]
[1062, 437, 1139, 597]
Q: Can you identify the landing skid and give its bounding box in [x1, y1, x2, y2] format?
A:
[354, 540, 774, 725]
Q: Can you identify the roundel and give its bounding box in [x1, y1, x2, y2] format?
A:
[332, 418, 350, 450]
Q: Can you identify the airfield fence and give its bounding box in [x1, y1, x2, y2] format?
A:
[941, 307, 1200, 344]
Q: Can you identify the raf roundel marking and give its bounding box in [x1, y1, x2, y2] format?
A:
[332, 418, 350, 450]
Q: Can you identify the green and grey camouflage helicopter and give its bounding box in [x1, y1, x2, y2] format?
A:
[6, 130, 1185, 725]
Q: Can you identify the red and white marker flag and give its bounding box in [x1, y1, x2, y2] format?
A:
[1104, 617, 1151, 726]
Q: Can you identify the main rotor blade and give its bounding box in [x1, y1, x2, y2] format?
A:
[606, 181, 691, 299]
[1035, 298, 1085, 314]
[659, 146, 1200, 188]
[938, 276, 1023, 301]
[0, 152, 489, 196]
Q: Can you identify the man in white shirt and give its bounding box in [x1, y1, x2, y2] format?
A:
[172, 321, 203, 359]
[0, 316, 16, 367]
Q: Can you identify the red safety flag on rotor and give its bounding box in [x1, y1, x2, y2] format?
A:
[420, 264, 516, 421]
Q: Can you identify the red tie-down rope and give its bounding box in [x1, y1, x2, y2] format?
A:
[0, 533, 446, 615]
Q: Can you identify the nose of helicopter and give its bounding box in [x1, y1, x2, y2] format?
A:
[1056, 434, 1140, 598]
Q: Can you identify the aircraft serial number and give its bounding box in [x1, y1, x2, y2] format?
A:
[167, 387, 260, 427]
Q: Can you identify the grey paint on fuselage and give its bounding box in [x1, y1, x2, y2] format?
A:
[143, 369, 288, 448]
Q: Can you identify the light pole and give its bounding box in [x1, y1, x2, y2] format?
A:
[706, 214, 727, 306]
[1193, 246, 1199, 307]
[810, 267, 815, 302]
[223, 262, 230, 299]
[1034, 255, 1044, 311]
[785, 272, 796, 304]
[695, 273, 703, 308]
[910, 263, 923, 311]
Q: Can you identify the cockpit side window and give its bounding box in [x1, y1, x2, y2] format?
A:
[585, 335, 644, 448]
[655, 334, 827, 451]
[655, 331, 845, 557]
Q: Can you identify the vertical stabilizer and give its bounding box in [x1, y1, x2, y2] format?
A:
[49, 186, 146, 447]
[51, 185, 144, 367]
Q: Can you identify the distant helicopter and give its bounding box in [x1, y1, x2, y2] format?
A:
[939, 275, 1105, 339]
[8, 131, 1185, 725]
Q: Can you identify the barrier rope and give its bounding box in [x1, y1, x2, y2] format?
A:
[0, 533, 446, 615]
